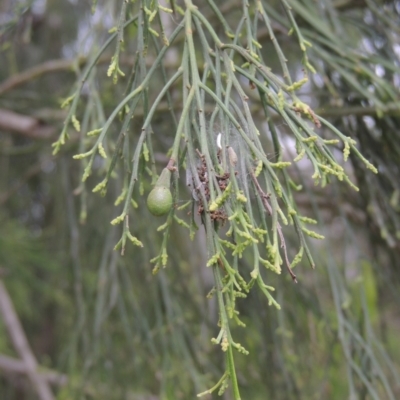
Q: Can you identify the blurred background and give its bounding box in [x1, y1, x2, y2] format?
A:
[0, 0, 399, 399]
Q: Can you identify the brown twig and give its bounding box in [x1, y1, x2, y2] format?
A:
[0, 59, 82, 96]
[0, 55, 166, 96]
[167, 157, 177, 171]
[0, 354, 67, 387]
[0, 109, 56, 139]
[0, 280, 55, 400]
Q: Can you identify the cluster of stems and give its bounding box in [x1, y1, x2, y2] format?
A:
[53, 1, 378, 397]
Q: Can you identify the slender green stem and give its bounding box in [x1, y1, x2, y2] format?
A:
[171, 85, 195, 162]
[53, 15, 139, 153]
[142, 68, 183, 131]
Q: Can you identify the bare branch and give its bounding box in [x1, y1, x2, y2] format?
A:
[0, 280, 55, 400]
[0, 354, 67, 387]
[0, 109, 56, 139]
[0, 59, 81, 96]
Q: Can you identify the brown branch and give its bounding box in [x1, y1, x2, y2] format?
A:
[1, 99, 398, 144]
[0, 355, 67, 387]
[0, 59, 80, 96]
[0, 109, 56, 139]
[0, 280, 55, 400]
[0, 55, 160, 96]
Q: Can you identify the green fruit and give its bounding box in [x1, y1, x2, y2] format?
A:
[147, 167, 173, 216]
[147, 186, 172, 216]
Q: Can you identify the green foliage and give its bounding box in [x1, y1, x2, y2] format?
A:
[0, 0, 399, 398]
[0, 214, 72, 358]
[52, 0, 394, 396]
